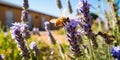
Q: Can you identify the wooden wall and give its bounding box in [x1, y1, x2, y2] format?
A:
[0, 3, 58, 30]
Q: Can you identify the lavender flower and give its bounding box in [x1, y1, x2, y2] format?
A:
[23, 0, 29, 9]
[24, 29, 31, 39]
[77, 0, 98, 49]
[77, 0, 91, 25]
[111, 46, 120, 60]
[67, 0, 73, 13]
[33, 27, 40, 36]
[21, 10, 28, 22]
[10, 22, 30, 59]
[82, 24, 91, 34]
[64, 18, 81, 56]
[33, 28, 39, 34]
[30, 41, 40, 57]
[20, 0, 31, 38]
[10, 22, 29, 38]
[56, 0, 62, 9]
[77, 0, 91, 28]
[22, 24, 30, 39]
[65, 19, 78, 30]
[0, 54, 4, 60]
[44, 21, 56, 45]
[21, 0, 29, 22]
[44, 21, 50, 31]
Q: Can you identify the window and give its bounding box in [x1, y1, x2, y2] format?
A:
[35, 15, 38, 19]
[28, 14, 33, 30]
[41, 16, 46, 29]
[5, 10, 14, 27]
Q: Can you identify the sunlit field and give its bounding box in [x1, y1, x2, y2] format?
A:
[0, 0, 120, 60]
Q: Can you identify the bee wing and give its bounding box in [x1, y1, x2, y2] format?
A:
[61, 9, 66, 17]
[50, 19, 57, 23]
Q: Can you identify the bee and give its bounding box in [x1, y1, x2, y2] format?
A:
[50, 17, 69, 27]
[97, 32, 115, 44]
[97, 32, 115, 38]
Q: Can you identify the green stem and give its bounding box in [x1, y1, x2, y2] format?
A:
[76, 57, 79, 60]
[108, 45, 111, 60]
[56, 44, 65, 60]
[88, 39, 94, 60]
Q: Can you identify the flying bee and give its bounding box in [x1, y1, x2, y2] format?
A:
[50, 17, 69, 27]
[97, 32, 115, 38]
[97, 32, 115, 44]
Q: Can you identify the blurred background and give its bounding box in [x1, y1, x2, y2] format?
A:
[0, 0, 119, 31]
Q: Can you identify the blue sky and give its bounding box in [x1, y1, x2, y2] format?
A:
[1, 0, 111, 18]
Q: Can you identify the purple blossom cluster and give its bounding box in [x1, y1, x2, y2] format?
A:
[33, 27, 40, 36]
[10, 22, 29, 39]
[77, 0, 98, 49]
[0, 54, 4, 60]
[10, 22, 28, 39]
[10, 0, 30, 59]
[23, 0, 29, 9]
[33, 27, 39, 33]
[21, 10, 28, 22]
[44, 21, 50, 31]
[44, 21, 56, 45]
[30, 41, 40, 57]
[77, 0, 91, 25]
[111, 46, 120, 60]
[64, 18, 81, 56]
[10, 22, 30, 59]
[21, 0, 29, 22]
[65, 19, 78, 31]
[77, 0, 92, 34]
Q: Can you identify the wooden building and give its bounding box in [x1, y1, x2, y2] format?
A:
[0, 1, 58, 30]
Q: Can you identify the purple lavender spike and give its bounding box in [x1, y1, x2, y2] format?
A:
[23, 0, 29, 9]
[10, 22, 30, 59]
[77, 0, 98, 49]
[64, 18, 81, 56]
[44, 21, 56, 45]
[30, 41, 40, 57]
[21, 10, 28, 22]
[111, 46, 120, 60]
